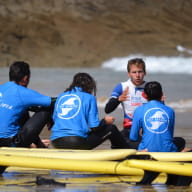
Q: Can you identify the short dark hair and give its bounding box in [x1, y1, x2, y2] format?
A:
[65, 72, 97, 95]
[144, 81, 163, 100]
[9, 61, 30, 83]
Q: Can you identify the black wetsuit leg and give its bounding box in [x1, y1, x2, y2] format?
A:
[0, 138, 13, 174]
[14, 110, 52, 147]
[173, 137, 186, 152]
[87, 124, 130, 149]
[166, 174, 192, 186]
[52, 124, 130, 150]
[121, 128, 141, 149]
[52, 136, 89, 149]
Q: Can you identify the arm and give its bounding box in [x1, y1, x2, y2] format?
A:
[91, 116, 115, 132]
[28, 97, 57, 112]
[89, 96, 115, 132]
[105, 85, 129, 113]
[105, 98, 120, 113]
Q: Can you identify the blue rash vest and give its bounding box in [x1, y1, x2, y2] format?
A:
[130, 100, 177, 152]
[0, 81, 51, 138]
[51, 87, 100, 140]
[110, 79, 147, 128]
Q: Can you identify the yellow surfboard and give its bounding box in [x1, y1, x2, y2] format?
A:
[137, 151, 192, 162]
[0, 154, 144, 176]
[0, 148, 136, 161]
[1, 147, 192, 162]
[4, 167, 166, 185]
[127, 159, 192, 176]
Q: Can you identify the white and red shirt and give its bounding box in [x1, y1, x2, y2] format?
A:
[110, 79, 147, 128]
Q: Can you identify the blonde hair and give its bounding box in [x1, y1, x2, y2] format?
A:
[127, 58, 146, 73]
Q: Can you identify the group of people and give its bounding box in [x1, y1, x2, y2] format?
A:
[0, 59, 190, 174]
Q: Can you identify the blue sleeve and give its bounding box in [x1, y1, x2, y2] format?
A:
[52, 98, 58, 121]
[21, 87, 51, 107]
[129, 107, 142, 141]
[110, 83, 123, 98]
[88, 96, 100, 128]
[169, 109, 175, 136]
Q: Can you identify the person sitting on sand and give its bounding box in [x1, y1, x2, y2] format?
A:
[50, 72, 130, 149]
[0, 61, 55, 149]
[129, 81, 187, 152]
[105, 58, 148, 149]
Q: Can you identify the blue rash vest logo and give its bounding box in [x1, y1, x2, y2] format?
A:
[0, 92, 2, 102]
[144, 108, 169, 134]
[57, 94, 81, 119]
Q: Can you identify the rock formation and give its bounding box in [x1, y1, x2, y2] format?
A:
[0, 0, 192, 67]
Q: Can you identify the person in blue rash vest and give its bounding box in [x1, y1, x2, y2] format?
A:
[0, 61, 55, 149]
[0, 61, 56, 174]
[51, 72, 130, 149]
[129, 81, 186, 152]
[105, 58, 147, 149]
[129, 81, 191, 186]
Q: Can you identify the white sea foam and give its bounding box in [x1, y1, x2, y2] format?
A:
[101, 45, 192, 74]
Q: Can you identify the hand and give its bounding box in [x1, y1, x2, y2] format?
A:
[118, 87, 129, 102]
[104, 116, 115, 124]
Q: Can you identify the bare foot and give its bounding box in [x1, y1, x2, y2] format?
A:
[41, 139, 50, 147]
[30, 143, 37, 148]
[30, 139, 50, 148]
[138, 148, 148, 152]
[181, 147, 192, 152]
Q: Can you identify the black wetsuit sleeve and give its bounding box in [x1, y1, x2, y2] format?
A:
[105, 98, 121, 114]
[90, 119, 106, 132]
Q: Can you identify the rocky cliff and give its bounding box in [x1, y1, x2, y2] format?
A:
[0, 0, 192, 67]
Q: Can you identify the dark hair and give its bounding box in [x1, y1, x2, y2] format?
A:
[65, 72, 96, 95]
[144, 81, 163, 101]
[9, 61, 30, 83]
[127, 58, 146, 73]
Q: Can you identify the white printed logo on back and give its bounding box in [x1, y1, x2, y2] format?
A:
[57, 94, 81, 119]
[144, 108, 169, 134]
[0, 92, 2, 102]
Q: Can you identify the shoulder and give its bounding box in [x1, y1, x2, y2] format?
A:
[57, 90, 95, 101]
[112, 81, 126, 93]
[163, 104, 175, 113]
[134, 104, 144, 113]
[20, 86, 45, 96]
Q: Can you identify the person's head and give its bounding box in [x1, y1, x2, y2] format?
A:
[9, 61, 31, 87]
[127, 58, 146, 86]
[144, 81, 163, 101]
[66, 72, 97, 96]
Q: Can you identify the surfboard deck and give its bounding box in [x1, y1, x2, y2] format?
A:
[0, 154, 144, 176]
[126, 159, 192, 176]
[0, 148, 136, 161]
[1, 147, 192, 162]
[137, 151, 192, 162]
